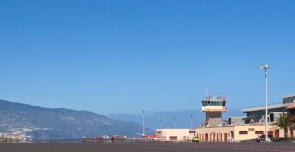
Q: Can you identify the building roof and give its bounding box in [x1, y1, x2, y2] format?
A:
[282, 94, 295, 98]
[286, 102, 295, 109]
[242, 103, 291, 113]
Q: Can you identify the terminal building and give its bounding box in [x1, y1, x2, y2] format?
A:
[241, 94, 295, 124]
[155, 93, 295, 142]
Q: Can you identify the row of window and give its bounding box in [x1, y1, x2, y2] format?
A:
[239, 131, 263, 135]
[201, 100, 226, 106]
[196, 133, 231, 139]
[248, 108, 288, 116]
[196, 133, 231, 141]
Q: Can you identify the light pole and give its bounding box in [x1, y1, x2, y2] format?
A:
[174, 117, 175, 129]
[190, 114, 192, 130]
[142, 109, 145, 136]
[160, 119, 162, 129]
[258, 64, 270, 142]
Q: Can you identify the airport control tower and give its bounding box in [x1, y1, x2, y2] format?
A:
[201, 88, 228, 127]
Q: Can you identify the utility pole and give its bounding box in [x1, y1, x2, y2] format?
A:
[142, 109, 145, 136]
[191, 114, 193, 130]
[174, 117, 175, 129]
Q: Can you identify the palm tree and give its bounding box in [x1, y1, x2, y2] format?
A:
[271, 112, 295, 140]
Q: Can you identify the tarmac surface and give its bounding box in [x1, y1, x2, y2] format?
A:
[1, 141, 295, 152]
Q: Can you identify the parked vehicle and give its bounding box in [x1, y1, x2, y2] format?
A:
[257, 134, 273, 142]
[192, 136, 199, 143]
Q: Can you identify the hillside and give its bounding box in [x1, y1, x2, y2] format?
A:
[0, 99, 153, 139]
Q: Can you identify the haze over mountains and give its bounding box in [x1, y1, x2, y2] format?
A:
[0, 99, 153, 139]
[108, 109, 243, 130]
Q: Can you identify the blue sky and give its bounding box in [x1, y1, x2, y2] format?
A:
[0, 0, 295, 126]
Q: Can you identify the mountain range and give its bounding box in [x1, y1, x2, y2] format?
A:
[0, 99, 153, 139]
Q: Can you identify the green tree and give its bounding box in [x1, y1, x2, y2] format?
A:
[271, 112, 294, 140]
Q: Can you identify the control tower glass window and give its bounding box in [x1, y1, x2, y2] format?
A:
[202, 100, 226, 106]
[202, 101, 205, 106]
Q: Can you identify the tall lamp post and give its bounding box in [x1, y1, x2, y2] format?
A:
[142, 109, 145, 136]
[258, 64, 270, 142]
[174, 117, 175, 129]
[190, 114, 192, 130]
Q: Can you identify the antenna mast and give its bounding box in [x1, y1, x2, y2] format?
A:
[206, 86, 209, 99]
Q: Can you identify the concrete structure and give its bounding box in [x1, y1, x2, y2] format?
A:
[155, 129, 195, 141]
[283, 94, 295, 104]
[224, 116, 247, 125]
[201, 90, 227, 127]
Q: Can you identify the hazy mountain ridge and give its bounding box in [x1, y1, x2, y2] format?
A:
[0, 99, 153, 139]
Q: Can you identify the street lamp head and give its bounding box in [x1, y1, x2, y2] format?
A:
[257, 64, 270, 69]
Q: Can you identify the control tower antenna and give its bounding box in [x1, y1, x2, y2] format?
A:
[206, 86, 209, 99]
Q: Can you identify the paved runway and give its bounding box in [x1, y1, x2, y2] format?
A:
[1, 142, 295, 152]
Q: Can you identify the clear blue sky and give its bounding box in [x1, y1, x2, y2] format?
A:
[0, 0, 294, 116]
